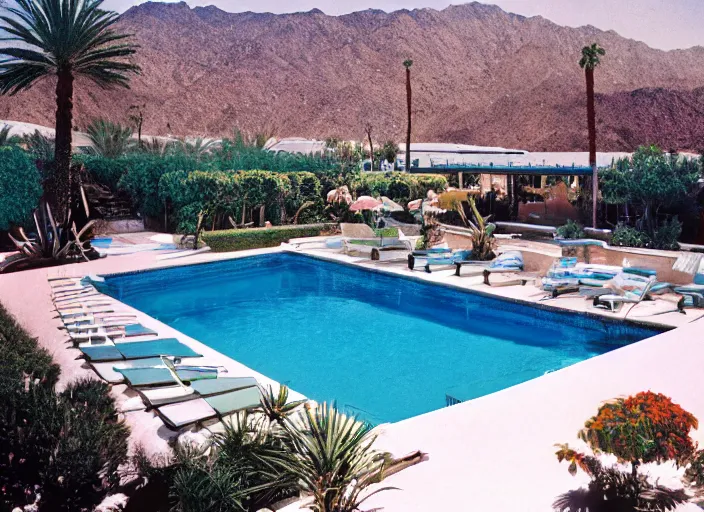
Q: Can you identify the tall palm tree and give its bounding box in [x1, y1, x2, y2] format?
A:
[403, 58, 413, 172]
[579, 43, 606, 228]
[0, 0, 139, 216]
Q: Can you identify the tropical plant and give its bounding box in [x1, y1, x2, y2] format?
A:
[85, 118, 135, 158]
[380, 140, 399, 165]
[22, 129, 55, 163]
[601, 146, 699, 245]
[0, 123, 20, 146]
[275, 403, 396, 512]
[0, 0, 140, 219]
[579, 43, 606, 228]
[2, 199, 97, 273]
[364, 123, 375, 172]
[467, 196, 496, 260]
[177, 137, 221, 161]
[0, 146, 43, 231]
[403, 58, 413, 172]
[553, 445, 688, 512]
[556, 219, 585, 240]
[259, 384, 306, 424]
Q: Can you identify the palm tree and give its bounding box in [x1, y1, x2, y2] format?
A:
[579, 43, 606, 228]
[0, 0, 139, 216]
[403, 58, 413, 172]
[85, 118, 135, 158]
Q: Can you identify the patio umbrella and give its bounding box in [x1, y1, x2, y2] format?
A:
[349, 196, 382, 212]
[379, 196, 404, 213]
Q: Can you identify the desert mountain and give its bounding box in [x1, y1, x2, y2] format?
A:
[1, 1, 704, 151]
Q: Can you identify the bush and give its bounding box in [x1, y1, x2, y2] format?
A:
[556, 220, 585, 240]
[351, 172, 448, 205]
[0, 146, 43, 231]
[0, 303, 59, 384]
[75, 154, 128, 191]
[612, 219, 682, 250]
[0, 306, 129, 512]
[202, 224, 334, 252]
[118, 153, 214, 218]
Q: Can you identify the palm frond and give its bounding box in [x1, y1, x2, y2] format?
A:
[85, 117, 134, 157]
[0, 0, 140, 95]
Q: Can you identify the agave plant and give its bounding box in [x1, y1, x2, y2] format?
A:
[277, 402, 396, 512]
[2, 201, 97, 273]
[258, 384, 306, 424]
[85, 118, 135, 158]
[467, 196, 496, 261]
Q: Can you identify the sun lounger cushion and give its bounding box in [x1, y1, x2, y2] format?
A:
[117, 365, 218, 386]
[92, 357, 165, 383]
[623, 267, 657, 278]
[157, 398, 217, 429]
[124, 324, 158, 337]
[81, 338, 200, 362]
[488, 251, 523, 270]
[139, 377, 258, 408]
[157, 386, 261, 429]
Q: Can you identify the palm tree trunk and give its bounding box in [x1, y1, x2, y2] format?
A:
[54, 68, 74, 222]
[367, 129, 374, 172]
[586, 68, 597, 228]
[405, 67, 412, 172]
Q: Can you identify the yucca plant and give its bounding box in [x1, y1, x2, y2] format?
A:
[467, 196, 496, 261]
[259, 384, 307, 424]
[277, 402, 396, 512]
[85, 118, 135, 158]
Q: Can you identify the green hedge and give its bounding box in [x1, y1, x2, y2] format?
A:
[0, 305, 128, 511]
[0, 146, 43, 231]
[203, 224, 334, 252]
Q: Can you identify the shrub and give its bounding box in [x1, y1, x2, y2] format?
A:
[0, 306, 128, 512]
[612, 219, 682, 250]
[75, 154, 128, 191]
[556, 219, 585, 240]
[202, 224, 333, 252]
[0, 303, 59, 384]
[118, 153, 214, 218]
[0, 146, 43, 231]
[579, 391, 698, 467]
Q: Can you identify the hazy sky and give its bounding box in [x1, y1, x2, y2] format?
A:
[97, 0, 704, 51]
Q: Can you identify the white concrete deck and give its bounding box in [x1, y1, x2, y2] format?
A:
[1, 241, 703, 511]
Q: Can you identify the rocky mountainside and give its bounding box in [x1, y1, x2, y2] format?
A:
[2, 1, 704, 151]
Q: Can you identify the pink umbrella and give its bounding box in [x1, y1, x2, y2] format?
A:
[349, 196, 382, 212]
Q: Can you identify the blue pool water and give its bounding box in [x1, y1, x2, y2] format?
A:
[101, 253, 663, 423]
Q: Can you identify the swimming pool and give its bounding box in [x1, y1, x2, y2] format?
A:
[101, 253, 663, 423]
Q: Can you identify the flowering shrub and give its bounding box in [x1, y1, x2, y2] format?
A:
[579, 391, 698, 466]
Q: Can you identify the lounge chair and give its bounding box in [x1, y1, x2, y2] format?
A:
[479, 251, 533, 286]
[80, 338, 201, 362]
[69, 324, 158, 343]
[90, 357, 214, 384]
[408, 249, 472, 273]
[139, 377, 257, 408]
[592, 275, 657, 313]
[156, 386, 262, 430]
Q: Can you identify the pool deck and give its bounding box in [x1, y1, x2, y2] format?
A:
[1, 240, 703, 511]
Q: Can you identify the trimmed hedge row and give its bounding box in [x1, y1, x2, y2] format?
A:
[203, 223, 334, 252]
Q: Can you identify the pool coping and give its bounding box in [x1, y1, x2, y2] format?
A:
[96, 247, 676, 332]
